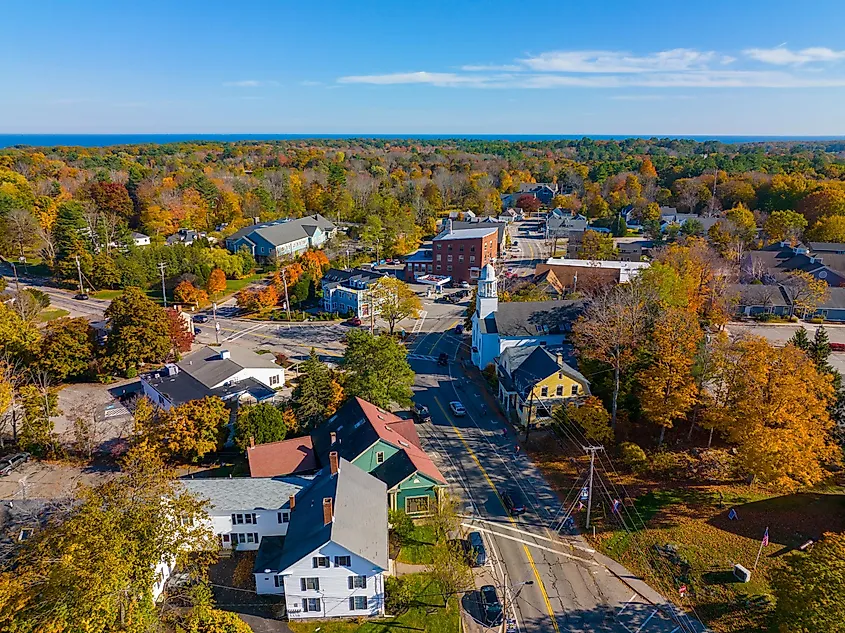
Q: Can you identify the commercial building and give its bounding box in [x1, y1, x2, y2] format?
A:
[225, 214, 336, 261]
[405, 222, 497, 284]
[320, 268, 387, 318]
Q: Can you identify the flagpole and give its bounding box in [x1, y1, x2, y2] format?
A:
[753, 527, 768, 571]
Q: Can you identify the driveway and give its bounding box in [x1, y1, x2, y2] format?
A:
[207, 555, 290, 633]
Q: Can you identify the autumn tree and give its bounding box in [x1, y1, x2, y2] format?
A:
[806, 215, 845, 242]
[104, 287, 171, 375]
[639, 158, 658, 180]
[18, 376, 60, 455]
[0, 301, 41, 363]
[771, 532, 845, 633]
[514, 194, 541, 214]
[556, 396, 613, 443]
[0, 446, 216, 632]
[343, 329, 415, 408]
[577, 230, 617, 260]
[299, 250, 329, 281]
[166, 308, 195, 357]
[37, 317, 94, 381]
[234, 402, 287, 450]
[206, 268, 227, 297]
[135, 396, 228, 463]
[174, 280, 209, 308]
[637, 309, 702, 445]
[763, 209, 807, 244]
[573, 281, 653, 428]
[370, 276, 422, 334]
[782, 270, 829, 317]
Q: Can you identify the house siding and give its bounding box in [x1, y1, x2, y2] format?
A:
[205, 508, 292, 551]
[352, 440, 402, 473]
[256, 542, 385, 619]
[395, 474, 441, 515]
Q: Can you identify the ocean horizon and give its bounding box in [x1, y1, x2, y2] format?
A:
[2, 133, 845, 149]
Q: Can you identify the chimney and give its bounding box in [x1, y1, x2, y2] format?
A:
[556, 352, 563, 366]
[329, 451, 339, 475]
[219, 349, 230, 360]
[448, 219, 453, 234]
[330, 431, 337, 445]
[323, 497, 333, 525]
[250, 436, 255, 449]
[289, 494, 296, 511]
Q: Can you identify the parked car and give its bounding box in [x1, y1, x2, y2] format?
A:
[345, 316, 363, 326]
[466, 531, 487, 567]
[455, 324, 464, 335]
[449, 401, 466, 417]
[480, 585, 503, 627]
[74, 293, 89, 300]
[501, 489, 527, 515]
[831, 342, 845, 352]
[460, 280, 470, 288]
[438, 353, 449, 366]
[0, 452, 30, 477]
[193, 314, 209, 323]
[194, 327, 202, 335]
[412, 402, 431, 423]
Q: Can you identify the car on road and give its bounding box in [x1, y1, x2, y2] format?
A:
[0, 452, 30, 476]
[831, 342, 845, 351]
[194, 327, 202, 335]
[437, 353, 449, 366]
[479, 585, 503, 627]
[74, 293, 89, 300]
[412, 402, 431, 423]
[455, 289, 471, 299]
[455, 324, 464, 335]
[449, 401, 466, 417]
[345, 316, 363, 326]
[465, 531, 487, 566]
[500, 488, 527, 515]
[460, 280, 470, 288]
[193, 314, 209, 323]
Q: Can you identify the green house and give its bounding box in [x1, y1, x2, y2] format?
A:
[312, 397, 446, 515]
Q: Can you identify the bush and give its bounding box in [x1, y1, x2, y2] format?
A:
[389, 509, 415, 542]
[125, 366, 138, 378]
[482, 363, 498, 390]
[808, 317, 825, 324]
[619, 441, 648, 473]
[385, 575, 413, 614]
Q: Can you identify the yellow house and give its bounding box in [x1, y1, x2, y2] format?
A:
[496, 346, 590, 427]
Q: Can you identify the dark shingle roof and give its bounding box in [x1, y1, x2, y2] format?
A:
[227, 214, 335, 248]
[449, 220, 506, 244]
[726, 284, 790, 308]
[499, 346, 589, 398]
[493, 300, 583, 337]
[267, 459, 387, 572]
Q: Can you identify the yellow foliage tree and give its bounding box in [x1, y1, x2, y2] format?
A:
[206, 268, 227, 297]
[557, 397, 613, 443]
[638, 309, 702, 444]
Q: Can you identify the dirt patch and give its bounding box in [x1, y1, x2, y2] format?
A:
[0, 459, 119, 500]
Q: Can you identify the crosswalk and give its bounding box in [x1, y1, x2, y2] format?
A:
[407, 353, 438, 362]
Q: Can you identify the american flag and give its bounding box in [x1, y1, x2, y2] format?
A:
[762, 527, 769, 547]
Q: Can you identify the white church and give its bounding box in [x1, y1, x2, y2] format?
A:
[470, 263, 584, 369]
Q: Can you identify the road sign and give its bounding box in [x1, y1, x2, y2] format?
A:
[679, 584, 687, 597]
[215, 322, 220, 331]
[580, 485, 589, 501]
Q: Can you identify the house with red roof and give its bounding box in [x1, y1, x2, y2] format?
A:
[248, 398, 446, 516]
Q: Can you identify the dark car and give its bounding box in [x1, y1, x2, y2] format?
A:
[480, 585, 503, 627]
[194, 327, 202, 335]
[466, 531, 487, 567]
[0, 452, 30, 477]
[194, 314, 209, 323]
[437, 353, 449, 366]
[412, 402, 431, 423]
[455, 324, 464, 335]
[74, 293, 89, 300]
[501, 489, 527, 516]
[346, 316, 363, 326]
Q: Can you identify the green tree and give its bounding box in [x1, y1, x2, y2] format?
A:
[788, 326, 811, 351]
[771, 532, 845, 633]
[0, 301, 41, 363]
[427, 540, 473, 607]
[764, 209, 807, 243]
[234, 402, 287, 450]
[343, 329, 415, 408]
[18, 379, 59, 455]
[292, 349, 335, 430]
[38, 317, 94, 381]
[104, 287, 171, 374]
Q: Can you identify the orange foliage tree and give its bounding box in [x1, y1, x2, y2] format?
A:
[299, 250, 329, 280]
[206, 268, 227, 297]
[174, 281, 209, 308]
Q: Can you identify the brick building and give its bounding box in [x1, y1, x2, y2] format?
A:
[405, 223, 498, 284]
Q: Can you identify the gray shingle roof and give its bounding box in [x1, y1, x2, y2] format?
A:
[493, 300, 583, 337]
[227, 214, 335, 248]
[726, 284, 790, 308]
[817, 287, 845, 310]
[267, 459, 388, 572]
[181, 476, 310, 513]
[178, 346, 280, 389]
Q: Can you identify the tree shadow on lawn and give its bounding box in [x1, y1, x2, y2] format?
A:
[706, 492, 845, 547]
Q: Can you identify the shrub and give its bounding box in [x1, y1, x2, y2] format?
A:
[385, 575, 413, 614]
[388, 509, 415, 542]
[125, 366, 138, 378]
[619, 441, 648, 473]
[482, 363, 498, 390]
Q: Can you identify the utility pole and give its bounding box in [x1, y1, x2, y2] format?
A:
[212, 302, 220, 345]
[500, 580, 534, 633]
[281, 268, 291, 322]
[157, 262, 167, 307]
[524, 388, 535, 442]
[9, 262, 20, 295]
[584, 445, 604, 530]
[74, 255, 85, 295]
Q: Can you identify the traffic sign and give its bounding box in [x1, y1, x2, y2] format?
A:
[679, 584, 687, 597]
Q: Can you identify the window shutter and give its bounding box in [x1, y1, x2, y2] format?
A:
[349, 597, 355, 611]
[231, 513, 236, 524]
[314, 579, 319, 591]
[362, 575, 367, 588]
[312, 557, 317, 568]
[252, 513, 257, 524]
[302, 599, 308, 612]
[301, 578, 306, 591]
[348, 576, 353, 590]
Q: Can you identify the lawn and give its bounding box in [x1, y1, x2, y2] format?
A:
[395, 523, 437, 565]
[288, 573, 460, 633]
[91, 289, 123, 300]
[224, 273, 264, 296]
[38, 308, 70, 322]
[524, 430, 845, 633]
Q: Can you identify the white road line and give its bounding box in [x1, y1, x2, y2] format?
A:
[668, 627, 681, 633]
[617, 594, 638, 616]
[223, 322, 265, 342]
[465, 517, 596, 553]
[462, 523, 597, 566]
[634, 609, 658, 633]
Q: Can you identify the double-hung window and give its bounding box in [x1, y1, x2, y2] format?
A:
[302, 598, 321, 612]
[335, 555, 351, 567]
[348, 575, 367, 589]
[278, 511, 290, 524]
[312, 556, 330, 568]
[274, 576, 283, 588]
[349, 596, 368, 610]
[301, 577, 320, 591]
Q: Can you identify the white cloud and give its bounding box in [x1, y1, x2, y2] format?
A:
[460, 64, 523, 72]
[223, 80, 279, 87]
[338, 71, 496, 86]
[300, 80, 323, 86]
[744, 46, 845, 65]
[519, 48, 716, 73]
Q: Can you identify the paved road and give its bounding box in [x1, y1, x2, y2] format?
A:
[408, 327, 705, 633]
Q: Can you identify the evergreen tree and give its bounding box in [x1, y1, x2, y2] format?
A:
[788, 326, 811, 351]
[234, 403, 287, 450]
[343, 330, 415, 408]
[811, 325, 832, 368]
[293, 349, 334, 430]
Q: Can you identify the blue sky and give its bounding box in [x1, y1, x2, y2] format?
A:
[3, 0, 845, 134]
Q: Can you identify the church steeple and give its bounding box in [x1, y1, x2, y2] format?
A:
[476, 263, 498, 319]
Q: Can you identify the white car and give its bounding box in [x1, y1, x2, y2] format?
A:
[449, 401, 467, 417]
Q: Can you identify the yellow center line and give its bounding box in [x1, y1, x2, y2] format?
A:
[433, 397, 560, 633]
[424, 319, 460, 356]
